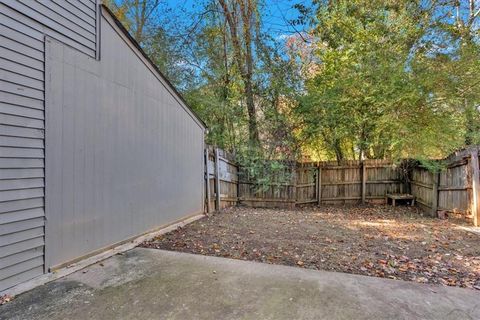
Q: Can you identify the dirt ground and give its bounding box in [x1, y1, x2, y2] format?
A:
[142, 205, 480, 290]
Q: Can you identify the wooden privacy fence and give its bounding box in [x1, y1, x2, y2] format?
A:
[205, 147, 239, 211]
[205, 146, 480, 226]
[317, 159, 405, 205]
[205, 148, 405, 208]
[410, 146, 480, 226]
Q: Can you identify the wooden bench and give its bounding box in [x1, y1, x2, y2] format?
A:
[385, 193, 415, 207]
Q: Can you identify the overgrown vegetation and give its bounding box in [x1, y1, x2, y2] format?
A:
[106, 0, 480, 168]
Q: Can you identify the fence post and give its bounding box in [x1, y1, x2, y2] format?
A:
[214, 148, 221, 211]
[317, 165, 322, 205]
[361, 161, 366, 204]
[470, 150, 479, 227]
[236, 162, 240, 206]
[205, 148, 211, 214]
[292, 166, 298, 209]
[431, 171, 440, 217]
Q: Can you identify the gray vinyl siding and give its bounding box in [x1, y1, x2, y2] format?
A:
[0, 0, 98, 291]
[44, 11, 204, 268]
[2, 0, 96, 56]
[1, 1, 204, 292]
[0, 3, 46, 290]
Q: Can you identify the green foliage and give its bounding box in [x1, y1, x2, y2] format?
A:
[185, 86, 246, 150]
[106, 0, 480, 176]
[416, 158, 446, 173]
[235, 145, 295, 192]
[296, 0, 478, 162]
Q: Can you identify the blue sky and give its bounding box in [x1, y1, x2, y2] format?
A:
[261, 0, 313, 38]
[161, 0, 313, 39]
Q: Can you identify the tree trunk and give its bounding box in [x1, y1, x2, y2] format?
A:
[333, 139, 344, 163]
[245, 79, 259, 143]
[218, 0, 260, 145]
[465, 99, 475, 145]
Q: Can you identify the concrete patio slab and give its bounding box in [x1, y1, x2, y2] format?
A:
[1, 248, 479, 320]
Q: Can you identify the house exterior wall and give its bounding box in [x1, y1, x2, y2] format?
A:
[44, 12, 205, 269]
[0, 1, 205, 292]
[2, 0, 98, 57]
[0, 0, 99, 292]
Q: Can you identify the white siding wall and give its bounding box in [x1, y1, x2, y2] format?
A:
[44, 12, 204, 268]
[0, 0, 98, 291]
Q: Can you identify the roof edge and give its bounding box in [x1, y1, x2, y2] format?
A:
[100, 4, 207, 129]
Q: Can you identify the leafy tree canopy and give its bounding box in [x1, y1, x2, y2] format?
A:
[106, 0, 480, 165]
